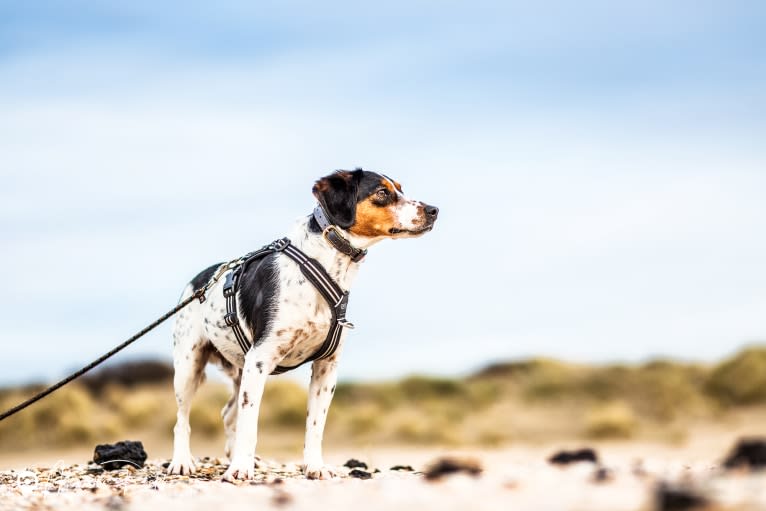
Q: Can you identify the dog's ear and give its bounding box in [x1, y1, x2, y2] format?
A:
[312, 170, 363, 229]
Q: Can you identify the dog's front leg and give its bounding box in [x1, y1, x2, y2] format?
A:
[222, 347, 275, 482]
[303, 354, 340, 479]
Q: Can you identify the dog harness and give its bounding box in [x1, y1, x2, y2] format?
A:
[222, 237, 354, 375]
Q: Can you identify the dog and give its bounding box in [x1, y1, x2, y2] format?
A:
[168, 169, 438, 481]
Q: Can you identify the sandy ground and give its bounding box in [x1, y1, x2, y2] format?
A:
[2, 438, 766, 511]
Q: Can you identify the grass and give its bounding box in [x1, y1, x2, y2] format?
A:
[2, 345, 766, 452]
[705, 348, 766, 405]
[584, 401, 637, 439]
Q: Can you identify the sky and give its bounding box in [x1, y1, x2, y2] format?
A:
[1, 1, 765, 385]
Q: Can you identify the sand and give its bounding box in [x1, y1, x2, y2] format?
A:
[2, 442, 765, 511]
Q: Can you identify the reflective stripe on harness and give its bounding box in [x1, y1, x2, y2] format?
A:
[223, 238, 353, 375]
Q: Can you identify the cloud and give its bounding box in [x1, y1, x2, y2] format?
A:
[1, 1, 765, 384]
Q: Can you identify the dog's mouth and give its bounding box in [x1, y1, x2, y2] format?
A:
[389, 225, 433, 236]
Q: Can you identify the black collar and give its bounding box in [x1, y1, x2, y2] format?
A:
[313, 205, 367, 263]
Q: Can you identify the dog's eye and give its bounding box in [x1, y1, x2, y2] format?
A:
[375, 189, 388, 200]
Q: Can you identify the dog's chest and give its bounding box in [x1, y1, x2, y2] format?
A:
[200, 240, 356, 369]
[268, 252, 336, 366]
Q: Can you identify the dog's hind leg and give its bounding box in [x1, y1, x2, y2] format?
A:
[167, 290, 210, 475]
[221, 367, 242, 460]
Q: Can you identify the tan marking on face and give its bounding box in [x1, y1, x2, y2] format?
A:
[348, 196, 398, 237]
[381, 179, 396, 194]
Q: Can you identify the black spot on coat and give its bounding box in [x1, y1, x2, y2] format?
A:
[190, 263, 223, 293]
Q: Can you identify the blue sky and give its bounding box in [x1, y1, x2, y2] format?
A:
[1, 1, 765, 385]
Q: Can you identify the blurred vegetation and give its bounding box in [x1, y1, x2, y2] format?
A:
[2, 346, 766, 452]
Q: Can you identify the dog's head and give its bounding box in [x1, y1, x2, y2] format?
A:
[312, 169, 438, 239]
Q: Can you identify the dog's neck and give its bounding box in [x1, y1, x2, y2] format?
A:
[287, 216, 384, 291]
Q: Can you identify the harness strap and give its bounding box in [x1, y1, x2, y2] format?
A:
[222, 245, 275, 356]
[223, 238, 352, 375]
[223, 271, 250, 354]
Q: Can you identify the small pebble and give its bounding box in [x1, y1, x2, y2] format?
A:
[271, 490, 292, 507]
[592, 467, 613, 483]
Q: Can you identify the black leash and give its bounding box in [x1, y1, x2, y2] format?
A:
[0, 287, 206, 423]
[0, 212, 360, 422]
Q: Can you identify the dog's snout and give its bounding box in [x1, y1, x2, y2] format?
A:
[424, 204, 439, 220]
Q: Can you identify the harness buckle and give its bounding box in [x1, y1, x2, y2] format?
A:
[224, 312, 239, 327]
[334, 292, 354, 329]
[322, 225, 340, 239]
[269, 238, 290, 252]
[222, 272, 235, 298]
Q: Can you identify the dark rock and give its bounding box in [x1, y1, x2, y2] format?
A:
[548, 448, 599, 465]
[161, 461, 170, 469]
[344, 459, 368, 469]
[93, 440, 147, 470]
[390, 465, 414, 471]
[348, 469, 372, 479]
[655, 483, 709, 511]
[723, 437, 766, 470]
[423, 457, 482, 481]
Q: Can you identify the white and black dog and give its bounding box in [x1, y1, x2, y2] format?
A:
[168, 169, 438, 481]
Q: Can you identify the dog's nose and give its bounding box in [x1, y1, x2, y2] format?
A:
[424, 204, 439, 219]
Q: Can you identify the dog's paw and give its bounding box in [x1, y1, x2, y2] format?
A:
[167, 455, 197, 475]
[222, 457, 256, 482]
[304, 463, 338, 480]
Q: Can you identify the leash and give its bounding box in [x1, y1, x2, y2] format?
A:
[0, 282, 213, 423]
[0, 217, 357, 422]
